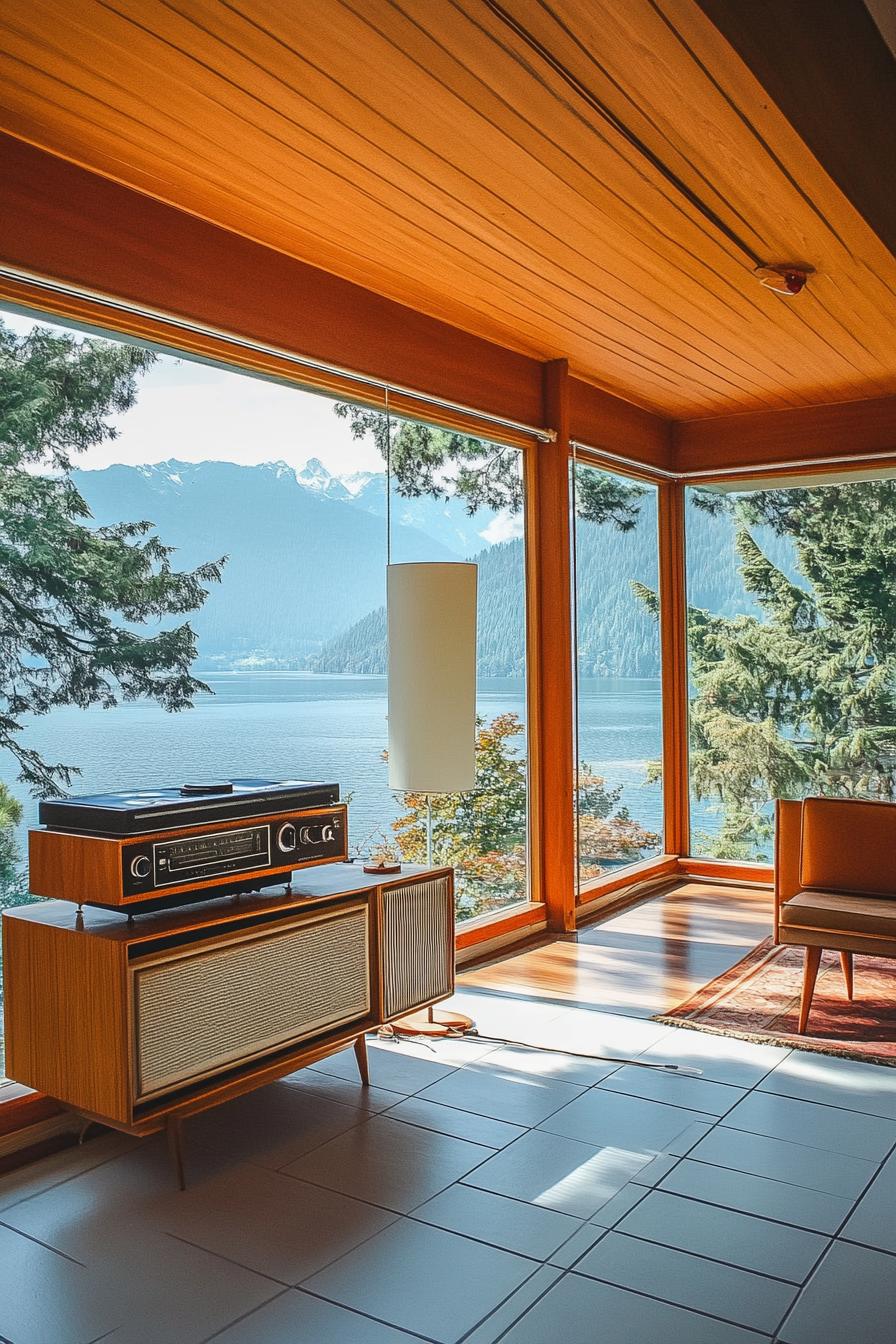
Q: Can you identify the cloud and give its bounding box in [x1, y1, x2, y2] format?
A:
[480, 509, 524, 544]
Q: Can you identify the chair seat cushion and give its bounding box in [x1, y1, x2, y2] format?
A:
[781, 888, 896, 939]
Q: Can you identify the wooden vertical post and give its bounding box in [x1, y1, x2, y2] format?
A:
[658, 480, 690, 858]
[525, 359, 576, 932]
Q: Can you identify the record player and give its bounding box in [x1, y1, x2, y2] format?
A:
[29, 777, 347, 912]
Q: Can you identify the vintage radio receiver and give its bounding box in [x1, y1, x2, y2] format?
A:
[29, 778, 347, 912]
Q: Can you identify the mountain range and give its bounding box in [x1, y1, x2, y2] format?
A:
[74, 458, 792, 677]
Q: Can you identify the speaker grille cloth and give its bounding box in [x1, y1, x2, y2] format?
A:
[382, 876, 453, 1019]
[134, 908, 369, 1100]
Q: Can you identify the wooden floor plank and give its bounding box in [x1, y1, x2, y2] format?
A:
[460, 881, 771, 1018]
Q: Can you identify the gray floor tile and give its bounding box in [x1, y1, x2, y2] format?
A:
[443, 990, 568, 1042]
[759, 1050, 896, 1120]
[462, 1127, 650, 1218]
[303, 1217, 537, 1343]
[637, 1029, 788, 1087]
[841, 1147, 896, 1252]
[548, 1222, 606, 1267]
[0, 1221, 116, 1344]
[534, 1005, 672, 1056]
[538, 1084, 707, 1156]
[416, 1061, 585, 1126]
[482, 1041, 622, 1087]
[381, 1094, 527, 1148]
[575, 1230, 796, 1334]
[463, 1265, 563, 1344]
[413, 1181, 582, 1259]
[89, 1229, 282, 1344]
[588, 1181, 649, 1226]
[281, 1113, 492, 1212]
[779, 1240, 896, 1344]
[284, 1069, 406, 1113]
[722, 1089, 896, 1161]
[0, 1130, 136, 1213]
[689, 1124, 878, 1200]
[188, 1079, 370, 1170]
[497, 1271, 767, 1343]
[616, 1188, 828, 1281]
[159, 1164, 397, 1283]
[661, 1157, 853, 1233]
[213, 1287, 419, 1342]
[308, 1040, 458, 1093]
[667, 1119, 714, 1154]
[384, 1033, 501, 1068]
[0, 1136, 207, 1259]
[629, 1151, 680, 1186]
[599, 1063, 746, 1117]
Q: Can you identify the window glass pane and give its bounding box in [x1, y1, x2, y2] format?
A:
[686, 476, 896, 860]
[572, 462, 664, 892]
[374, 411, 529, 921]
[0, 304, 530, 1072]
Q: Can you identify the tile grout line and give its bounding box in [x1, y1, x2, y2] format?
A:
[566, 1260, 783, 1337]
[295, 1283, 441, 1343]
[455, 1260, 560, 1344]
[198, 1286, 292, 1344]
[607, 1225, 822, 1289]
[0, 1215, 89, 1267]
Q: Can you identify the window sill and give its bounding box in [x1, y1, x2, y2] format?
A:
[576, 854, 678, 909]
[455, 902, 545, 960]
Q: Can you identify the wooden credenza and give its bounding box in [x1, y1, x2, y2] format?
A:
[2, 863, 454, 1176]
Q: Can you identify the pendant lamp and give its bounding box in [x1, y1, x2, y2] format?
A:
[386, 559, 477, 1035]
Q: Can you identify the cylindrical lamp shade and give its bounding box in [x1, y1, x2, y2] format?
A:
[387, 562, 477, 794]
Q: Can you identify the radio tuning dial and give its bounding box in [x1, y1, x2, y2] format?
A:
[130, 854, 151, 881]
[277, 822, 297, 854]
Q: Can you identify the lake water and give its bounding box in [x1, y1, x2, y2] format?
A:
[0, 672, 716, 862]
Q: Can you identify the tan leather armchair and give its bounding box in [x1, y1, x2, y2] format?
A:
[775, 797, 896, 1033]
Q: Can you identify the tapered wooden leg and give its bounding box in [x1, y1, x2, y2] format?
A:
[166, 1114, 186, 1191]
[353, 1033, 370, 1087]
[798, 945, 823, 1034]
[840, 951, 854, 1000]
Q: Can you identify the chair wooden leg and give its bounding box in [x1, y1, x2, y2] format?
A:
[840, 951, 854, 1001]
[353, 1033, 370, 1087]
[798, 946, 823, 1034]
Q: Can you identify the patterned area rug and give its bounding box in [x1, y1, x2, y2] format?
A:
[654, 937, 896, 1065]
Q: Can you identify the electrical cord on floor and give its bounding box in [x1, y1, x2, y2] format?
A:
[375, 1023, 703, 1075]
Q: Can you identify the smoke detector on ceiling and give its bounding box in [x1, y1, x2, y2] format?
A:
[754, 263, 815, 296]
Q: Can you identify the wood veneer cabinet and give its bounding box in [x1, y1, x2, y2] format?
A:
[2, 864, 454, 1180]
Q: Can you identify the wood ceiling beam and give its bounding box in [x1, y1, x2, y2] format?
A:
[0, 131, 546, 430]
[675, 393, 896, 475]
[695, 0, 896, 260]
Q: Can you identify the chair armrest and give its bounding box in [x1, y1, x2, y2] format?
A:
[774, 800, 802, 942]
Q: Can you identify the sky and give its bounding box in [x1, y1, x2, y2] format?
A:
[2, 306, 383, 477]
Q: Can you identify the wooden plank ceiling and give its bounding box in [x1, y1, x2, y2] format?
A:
[0, 0, 894, 419]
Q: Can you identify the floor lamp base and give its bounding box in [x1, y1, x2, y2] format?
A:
[387, 1005, 475, 1037]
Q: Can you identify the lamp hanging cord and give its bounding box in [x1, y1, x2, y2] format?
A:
[385, 386, 392, 568]
[482, 0, 764, 269]
[376, 1025, 702, 1074]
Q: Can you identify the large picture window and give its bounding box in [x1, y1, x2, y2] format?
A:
[0, 304, 531, 1070]
[685, 475, 896, 861]
[572, 460, 664, 894]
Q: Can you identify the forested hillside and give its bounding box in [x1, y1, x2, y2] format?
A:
[75, 461, 796, 677]
[74, 460, 456, 668]
[313, 493, 797, 677]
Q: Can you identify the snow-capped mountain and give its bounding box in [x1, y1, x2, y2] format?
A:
[294, 457, 352, 500]
[289, 458, 498, 557]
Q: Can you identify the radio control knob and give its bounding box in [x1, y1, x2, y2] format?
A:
[277, 822, 297, 853]
[130, 854, 151, 881]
